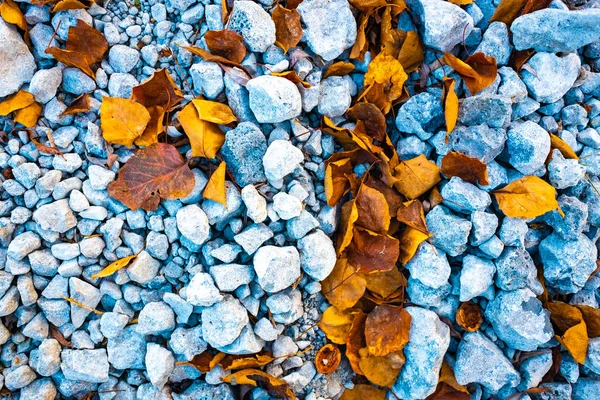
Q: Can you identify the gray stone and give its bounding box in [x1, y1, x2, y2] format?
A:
[7, 231, 41, 260]
[51, 243, 80, 260]
[202, 295, 249, 348]
[69, 277, 101, 328]
[247, 76, 302, 123]
[169, 326, 208, 361]
[470, 210, 498, 246]
[33, 199, 77, 233]
[263, 140, 304, 183]
[217, 324, 265, 355]
[521, 52, 580, 104]
[253, 246, 301, 293]
[127, 250, 160, 284]
[202, 182, 243, 227]
[145, 343, 174, 389]
[136, 302, 175, 335]
[426, 205, 471, 257]
[395, 92, 444, 140]
[108, 73, 138, 98]
[13, 163, 41, 189]
[460, 255, 495, 301]
[512, 9, 600, 53]
[4, 365, 36, 391]
[518, 352, 553, 391]
[498, 217, 528, 247]
[495, 247, 543, 294]
[486, 289, 554, 351]
[233, 223, 274, 255]
[220, 122, 267, 187]
[30, 338, 61, 376]
[61, 349, 109, 383]
[29, 67, 62, 104]
[405, 241, 451, 289]
[190, 60, 224, 99]
[79, 237, 105, 258]
[506, 121, 551, 175]
[108, 45, 140, 73]
[458, 95, 511, 128]
[318, 76, 352, 118]
[176, 205, 209, 246]
[241, 184, 268, 223]
[173, 382, 235, 400]
[548, 150, 586, 189]
[475, 21, 512, 66]
[441, 177, 491, 213]
[543, 195, 587, 240]
[273, 192, 303, 220]
[62, 68, 95, 95]
[100, 312, 129, 339]
[297, 230, 336, 281]
[450, 124, 507, 163]
[228, 1, 276, 52]
[391, 307, 450, 400]
[0, 18, 36, 97]
[184, 272, 223, 307]
[498, 66, 528, 103]
[107, 326, 147, 370]
[21, 378, 57, 400]
[210, 263, 255, 292]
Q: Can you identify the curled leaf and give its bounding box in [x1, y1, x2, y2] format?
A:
[442, 77, 459, 135]
[441, 151, 489, 186]
[61, 93, 91, 117]
[550, 133, 578, 160]
[91, 255, 137, 279]
[220, 352, 276, 370]
[443, 52, 498, 95]
[315, 344, 342, 374]
[272, 5, 303, 54]
[347, 102, 386, 142]
[203, 162, 227, 206]
[0, 0, 27, 31]
[100, 97, 151, 146]
[323, 61, 356, 79]
[493, 176, 561, 218]
[131, 69, 184, 111]
[456, 302, 483, 332]
[205, 30, 247, 64]
[363, 52, 408, 113]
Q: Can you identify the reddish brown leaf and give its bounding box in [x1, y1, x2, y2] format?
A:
[347, 227, 400, 274]
[396, 200, 428, 234]
[177, 44, 252, 76]
[131, 69, 184, 111]
[107, 143, 195, 211]
[272, 5, 303, 54]
[365, 304, 411, 357]
[441, 151, 489, 186]
[205, 30, 247, 64]
[219, 352, 276, 370]
[60, 93, 91, 117]
[270, 70, 311, 88]
[347, 102, 386, 142]
[456, 302, 483, 332]
[355, 183, 391, 234]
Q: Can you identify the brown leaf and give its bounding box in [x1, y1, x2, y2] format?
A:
[325, 157, 353, 206]
[0, 90, 35, 116]
[323, 61, 356, 79]
[107, 143, 196, 211]
[321, 258, 366, 312]
[398, 227, 431, 265]
[347, 227, 400, 274]
[349, 13, 370, 61]
[29, 134, 63, 156]
[52, 0, 92, 12]
[398, 30, 424, 73]
[205, 30, 247, 64]
[443, 52, 498, 95]
[315, 344, 342, 374]
[203, 161, 227, 206]
[135, 105, 165, 147]
[358, 347, 403, 387]
[396, 200, 428, 234]
[493, 176, 561, 219]
[178, 102, 226, 159]
[363, 52, 408, 114]
[100, 97, 151, 146]
[441, 151, 489, 186]
[131, 69, 184, 111]
[318, 305, 356, 344]
[428, 383, 471, 400]
[439, 361, 470, 394]
[272, 5, 303, 54]
[346, 312, 367, 375]
[177, 44, 252, 76]
[393, 154, 441, 199]
[489, 0, 529, 25]
[442, 77, 459, 136]
[60, 93, 91, 117]
[322, 116, 382, 154]
[219, 352, 276, 370]
[222, 369, 296, 400]
[448, 0, 473, 4]
[456, 302, 483, 332]
[576, 305, 600, 338]
[46, 47, 95, 78]
[546, 302, 588, 364]
[187, 351, 216, 373]
[14, 102, 42, 128]
[340, 384, 387, 400]
[348, 0, 388, 13]
[50, 324, 73, 348]
[91, 255, 137, 279]
[355, 184, 391, 234]
[365, 267, 406, 299]
[365, 175, 404, 216]
[270, 70, 311, 88]
[0, 0, 27, 31]
[347, 103, 386, 142]
[365, 304, 411, 357]
[550, 133, 578, 160]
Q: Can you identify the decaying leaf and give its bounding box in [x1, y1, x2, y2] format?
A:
[192, 99, 237, 124]
[493, 176, 561, 218]
[325, 157, 353, 206]
[336, 200, 359, 254]
[323, 61, 356, 79]
[61, 93, 91, 117]
[396, 200, 428, 234]
[135, 105, 165, 147]
[394, 154, 441, 199]
[91, 255, 137, 279]
[0, 0, 27, 31]
[52, 0, 92, 12]
[177, 44, 251, 75]
[28, 131, 63, 156]
[364, 267, 406, 299]
[398, 226, 431, 265]
[204, 30, 247, 64]
[14, 102, 42, 128]
[347, 102, 387, 142]
[315, 344, 342, 374]
[355, 183, 390, 234]
[203, 161, 227, 206]
[439, 361, 470, 394]
[100, 97, 151, 146]
[347, 227, 400, 274]
[428, 383, 471, 400]
[220, 352, 276, 370]
[223, 369, 296, 399]
[363, 52, 408, 113]
[443, 52, 498, 95]
[178, 102, 226, 159]
[340, 384, 387, 400]
[442, 77, 459, 136]
[270, 70, 311, 88]
[185, 351, 222, 373]
[456, 302, 483, 332]
[318, 305, 356, 344]
[441, 151, 489, 186]
[357, 347, 403, 387]
[131, 69, 184, 111]
[107, 143, 195, 211]
[321, 258, 366, 312]
[365, 304, 411, 357]
[0, 90, 35, 116]
[546, 302, 589, 363]
[576, 304, 600, 338]
[489, 0, 529, 25]
[550, 133, 578, 160]
[272, 5, 303, 54]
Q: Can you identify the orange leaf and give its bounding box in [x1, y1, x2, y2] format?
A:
[107, 143, 196, 211]
[272, 5, 303, 54]
[219, 352, 276, 370]
[346, 312, 367, 375]
[270, 70, 311, 88]
[340, 384, 387, 400]
[398, 30, 424, 73]
[177, 44, 251, 75]
[355, 184, 391, 234]
[192, 99, 237, 125]
[14, 102, 42, 128]
[442, 77, 459, 135]
[0, 0, 27, 31]
[131, 69, 184, 111]
[318, 305, 356, 344]
[347, 227, 400, 274]
[448, 0, 472, 3]
[396, 200, 428, 234]
[91, 255, 137, 279]
[443, 52, 498, 95]
[365, 304, 411, 357]
[336, 200, 360, 254]
[100, 97, 151, 146]
[348, 0, 388, 13]
[493, 176, 561, 218]
[393, 154, 441, 199]
[441, 151, 489, 186]
[321, 258, 366, 312]
[349, 13, 370, 60]
[223, 369, 296, 400]
[439, 361, 470, 394]
[178, 102, 225, 159]
[398, 227, 431, 265]
[52, 0, 92, 12]
[203, 161, 227, 206]
[357, 347, 403, 387]
[546, 302, 588, 363]
[135, 105, 165, 147]
[60, 93, 91, 117]
[363, 52, 408, 113]
[489, 0, 529, 25]
[550, 133, 578, 160]
[45, 48, 95, 78]
[0, 90, 35, 116]
[325, 157, 353, 206]
[364, 268, 406, 299]
[575, 305, 600, 338]
[323, 61, 356, 79]
[347, 102, 387, 142]
[456, 302, 483, 332]
[204, 30, 247, 64]
[315, 344, 342, 374]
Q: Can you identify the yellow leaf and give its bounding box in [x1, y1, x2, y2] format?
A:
[550, 133, 578, 160]
[340, 384, 387, 400]
[398, 227, 431, 264]
[448, 0, 473, 4]
[178, 102, 225, 159]
[0, 90, 35, 116]
[321, 258, 367, 312]
[0, 0, 27, 31]
[203, 162, 227, 206]
[398, 30, 424, 73]
[134, 105, 165, 147]
[14, 102, 42, 128]
[318, 305, 356, 344]
[493, 176, 561, 218]
[443, 52, 498, 95]
[363, 52, 408, 113]
[393, 154, 441, 199]
[192, 99, 237, 124]
[489, 0, 529, 25]
[100, 97, 151, 146]
[223, 369, 296, 399]
[442, 77, 459, 135]
[91, 255, 137, 279]
[546, 302, 589, 364]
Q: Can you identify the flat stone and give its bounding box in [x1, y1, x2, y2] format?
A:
[246, 76, 302, 123]
[0, 18, 36, 97]
[253, 246, 301, 293]
[201, 295, 249, 348]
[60, 349, 109, 383]
[521, 52, 580, 104]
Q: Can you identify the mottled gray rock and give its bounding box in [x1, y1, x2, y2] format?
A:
[406, 241, 451, 289]
[518, 352, 553, 391]
[69, 277, 101, 328]
[107, 326, 147, 370]
[190, 60, 224, 99]
[108, 45, 140, 73]
[217, 324, 265, 355]
[100, 312, 129, 339]
[495, 247, 543, 294]
[221, 122, 267, 187]
[136, 302, 175, 335]
[318, 76, 352, 117]
[247, 76, 302, 123]
[29, 67, 62, 104]
[450, 124, 507, 163]
[169, 326, 208, 361]
[210, 264, 255, 292]
[61, 349, 109, 383]
[176, 205, 209, 246]
[475, 21, 512, 66]
[30, 338, 61, 376]
[506, 121, 551, 175]
[4, 365, 36, 391]
[548, 150, 586, 189]
[426, 205, 471, 257]
[441, 177, 492, 213]
[543, 195, 588, 240]
[241, 184, 268, 223]
[145, 343, 174, 389]
[7, 231, 41, 261]
[263, 140, 304, 183]
[297, 230, 336, 281]
[458, 95, 511, 128]
[127, 250, 160, 285]
[228, 1, 276, 52]
[33, 199, 77, 233]
[202, 295, 249, 348]
[521, 52, 580, 103]
[0, 18, 36, 97]
[395, 92, 444, 140]
[184, 272, 223, 307]
[253, 246, 301, 293]
[460, 255, 495, 301]
[233, 223, 274, 255]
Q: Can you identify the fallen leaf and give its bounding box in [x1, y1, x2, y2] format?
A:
[347, 227, 400, 274]
[223, 369, 296, 399]
[323, 116, 381, 153]
[355, 184, 390, 234]
[107, 143, 196, 211]
[14, 102, 42, 128]
[398, 30, 424, 73]
[365, 304, 411, 357]
[28, 132, 63, 156]
[347, 102, 387, 142]
[394, 154, 441, 199]
[456, 302, 483, 332]
[52, 0, 92, 12]
[203, 161, 227, 206]
[441, 151, 489, 185]
[0, 90, 35, 116]
[272, 5, 303, 54]
[0, 0, 27, 31]
[270, 70, 311, 88]
[365, 175, 404, 216]
[379, 7, 406, 58]
[315, 344, 342, 374]
[60, 93, 91, 117]
[50, 324, 73, 348]
[489, 0, 529, 25]
[443, 52, 498, 95]
[178, 102, 226, 159]
[442, 77, 459, 136]
[576, 304, 600, 338]
[429, 186, 444, 209]
[135, 105, 165, 147]
[448, 0, 473, 4]
[192, 99, 237, 124]
[364, 267, 406, 299]
[349, 13, 370, 60]
[348, 0, 388, 13]
[205, 30, 247, 64]
[493, 176, 561, 218]
[131, 69, 184, 111]
[546, 302, 588, 363]
[321, 258, 366, 312]
[325, 157, 353, 206]
[340, 384, 387, 400]
[336, 200, 360, 254]
[46, 48, 95, 78]
[319, 305, 356, 344]
[396, 200, 428, 234]
[91, 255, 137, 279]
[177, 44, 252, 75]
[100, 97, 151, 146]
[346, 312, 367, 375]
[439, 361, 470, 394]
[428, 383, 471, 400]
[398, 226, 431, 264]
[185, 351, 224, 373]
[220, 352, 276, 370]
[363, 52, 408, 113]
[550, 133, 578, 160]
[358, 347, 403, 387]
[323, 61, 356, 79]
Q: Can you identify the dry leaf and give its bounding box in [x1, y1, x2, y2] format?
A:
[394, 154, 441, 199]
[205, 30, 247, 64]
[336, 200, 360, 254]
[50, 324, 73, 348]
[0, 90, 35, 116]
[348, 0, 388, 13]
[272, 5, 303, 54]
[364, 267, 406, 299]
[347, 102, 387, 142]
[442, 77, 459, 135]
[323, 116, 382, 154]
[135, 105, 165, 147]
[131, 69, 184, 111]
[223, 369, 296, 400]
[192, 99, 237, 124]
[28, 133, 63, 156]
[178, 102, 226, 159]
[52, 0, 91, 12]
[177, 44, 251, 75]
[185, 351, 222, 373]
[61, 93, 91, 117]
[0, 0, 27, 31]
[428, 383, 471, 400]
[398, 30, 424, 73]
[323, 61, 356, 79]
[347, 227, 400, 274]
[350, 13, 370, 60]
[203, 161, 227, 206]
[340, 384, 387, 400]
[363, 52, 408, 113]
[107, 143, 195, 211]
[448, 0, 473, 4]
[318, 305, 356, 344]
[365, 304, 411, 357]
[546, 302, 589, 364]
[270, 70, 311, 88]
[91, 255, 137, 279]
[220, 352, 276, 370]
[489, 0, 529, 25]
[325, 157, 353, 206]
[357, 347, 403, 387]
[439, 361, 470, 394]
[550, 133, 578, 160]
[456, 302, 483, 332]
[346, 312, 367, 375]
[493, 176, 561, 218]
[315, 344, 342, 374]
[321, 258, 366, 312]
[441, 151, 489, 186]
[398, 227, 431, 264]
[443, 52, 498, 95]
[14, 102, 42, 128]
[576, 305, 600, 338]
[396, 200, 428, 234]
[100, 97, 151, 146]
[355, 184, 390, 234]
